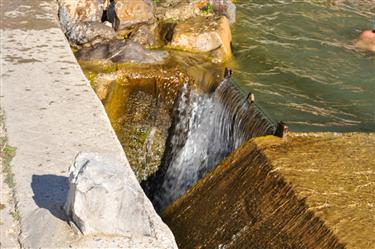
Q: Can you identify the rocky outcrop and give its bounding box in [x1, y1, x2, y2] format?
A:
[58, 0, 116, 45]
[76, 40, 169, 64]
[58, 0, 155, 45]
[64, 152, 151, 235]
[58, 0, 235, 62]
[169, 16, 232, 62]
[64, 152, 178, 248]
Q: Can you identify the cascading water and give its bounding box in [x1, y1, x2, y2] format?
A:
[143, 77, 276, 212]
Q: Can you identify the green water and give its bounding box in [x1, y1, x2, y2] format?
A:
[232, 0, 375, 132]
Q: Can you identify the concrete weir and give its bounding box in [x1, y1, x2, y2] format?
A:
[163, 133, 375, 249]
[0, 0, 176, 248]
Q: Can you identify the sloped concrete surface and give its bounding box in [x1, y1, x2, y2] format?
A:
[0, 0, 177, 248]
[163, 133, 375, 249]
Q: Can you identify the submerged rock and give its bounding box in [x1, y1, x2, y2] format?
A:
[76, 40, 169, 64]
[169, 16, 232, 62]
[58, 0, 116, 45]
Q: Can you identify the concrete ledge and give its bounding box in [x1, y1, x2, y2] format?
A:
[1, 0, 176, 248]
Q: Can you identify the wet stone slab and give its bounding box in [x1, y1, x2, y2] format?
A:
[163, 132, 375, 249]
[262, 133, 375, 249]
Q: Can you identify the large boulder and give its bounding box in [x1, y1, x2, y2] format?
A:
[63, 152, 178, 248]
[64, 152, 152, 235]
[114, 0, 155, 29]
[169, 16, 232, 62]
[76, 40, 169, 64]
[58, 0, 115, 45]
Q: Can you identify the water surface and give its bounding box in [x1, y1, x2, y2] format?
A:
[232, 0, 375, 132]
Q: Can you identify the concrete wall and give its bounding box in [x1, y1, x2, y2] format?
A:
[0, 0, 176, 247]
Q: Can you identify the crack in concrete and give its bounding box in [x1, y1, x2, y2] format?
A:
[0, 111, 22, 248]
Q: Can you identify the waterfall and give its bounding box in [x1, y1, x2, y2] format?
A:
[142, 78, 276, 212]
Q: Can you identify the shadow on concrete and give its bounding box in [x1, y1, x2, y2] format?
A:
[31, 174, 69, 221]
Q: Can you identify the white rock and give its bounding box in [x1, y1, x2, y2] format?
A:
[64, 152, 152, 236]
[103, 21, 113, 28]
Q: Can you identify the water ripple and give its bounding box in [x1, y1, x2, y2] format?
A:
[232, 0, 375, 131]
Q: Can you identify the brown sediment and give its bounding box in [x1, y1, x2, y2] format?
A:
[163, 133, 375, 249]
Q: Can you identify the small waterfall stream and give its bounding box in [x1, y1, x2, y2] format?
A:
[143, 77, 276, 211]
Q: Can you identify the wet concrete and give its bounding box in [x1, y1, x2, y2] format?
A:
[263, 133, 375, 249]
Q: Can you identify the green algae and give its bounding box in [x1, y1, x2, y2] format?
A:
[10, 210, 21, 221]
[0, 115, 17, 189]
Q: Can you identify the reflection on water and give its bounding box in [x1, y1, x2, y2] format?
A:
[232, 0, 375, 132]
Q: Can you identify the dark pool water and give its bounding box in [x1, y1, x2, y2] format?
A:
[232, 0, 375, 132]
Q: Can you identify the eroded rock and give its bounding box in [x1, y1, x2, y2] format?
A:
[76, 40, 169, 64]
[64, 152, 152, 235]
[169, 16, 232, 62]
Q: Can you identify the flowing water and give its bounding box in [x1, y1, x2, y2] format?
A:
[85, 0, 375, 211]
[231, 0, 375, 132]
[144, 78, 276, 211]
